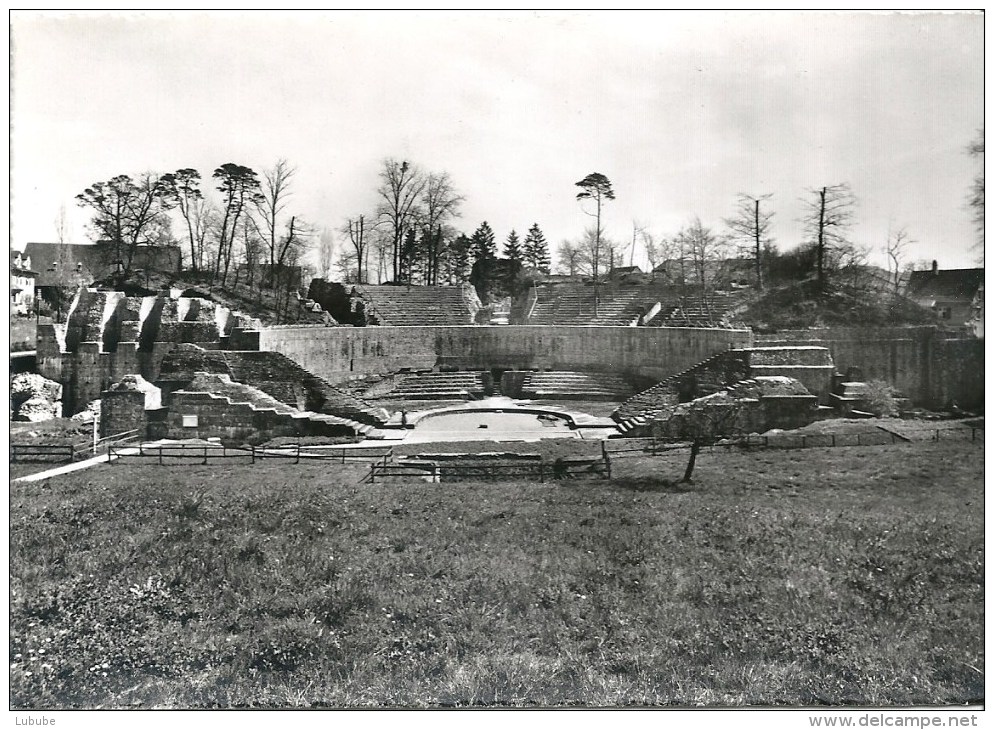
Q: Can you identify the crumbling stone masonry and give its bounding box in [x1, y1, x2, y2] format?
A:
[38, 287, 261, 416]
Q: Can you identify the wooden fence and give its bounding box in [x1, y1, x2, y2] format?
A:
[606, 426, 984, 458]
[368, 450, 611, 483]
[10, 443, 82, 463]
[108, 442, 394, 465]
[253, 444, 394, 463]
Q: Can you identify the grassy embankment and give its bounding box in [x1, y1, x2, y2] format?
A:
[9, 439, 984, 708]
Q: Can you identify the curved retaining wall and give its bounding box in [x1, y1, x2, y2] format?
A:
[254, 325, 755, 385]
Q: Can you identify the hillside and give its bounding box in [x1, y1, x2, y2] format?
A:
[89, 268, 331, 327]
[739, 279, 937, 332]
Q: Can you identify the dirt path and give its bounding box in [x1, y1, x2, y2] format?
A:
[13, 446, 141, 483]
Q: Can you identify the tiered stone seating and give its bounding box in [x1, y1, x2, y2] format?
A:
[519, 371, 634, 400]
[527, 285, 656, 326]
[354, 285, 477, 326]
[382, 371, 488, 400]
[650, 292, 742, 327]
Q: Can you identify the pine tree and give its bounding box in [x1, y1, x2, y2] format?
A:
[471, 221, 497, 261]
[524, 223, 551, 273]
[503, 229, 523, 262]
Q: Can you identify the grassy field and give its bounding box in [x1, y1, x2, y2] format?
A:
[9, 439, 983, 708]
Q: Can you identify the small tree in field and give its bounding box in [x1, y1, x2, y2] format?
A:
[655, 397, 746, 483]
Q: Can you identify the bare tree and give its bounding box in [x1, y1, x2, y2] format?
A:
[236, 215, 265, 289]
[800, 183, 856, 289]
[377, 159, 426, 282]
[343, 215, 371, 284]
[54, 204, 70, 244]
[676, 217, 728, 298]
[76, 172, 176, 278]
[253, 159, 298, 287]
[46, 207, 86, 322]
[653, 397, 746, 483]
[316, 227, 336, 280]
[419, 171, 464, 285]
[883, 225, 914, 294]
[724, 193, 773, 289]
[555, 239, 582, 276]
[572, 226, 618, 278]
[968, 128, 984, 262]
[336, 248, 359, 284]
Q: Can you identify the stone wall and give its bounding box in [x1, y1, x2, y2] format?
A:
[100, 390, 145, 439]
[257, 325, 754, 385]
[756, 327, 983, 408]
[166, 392, 355, 442]
[36, 287, 261, 415]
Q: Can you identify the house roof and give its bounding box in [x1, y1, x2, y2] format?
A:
[906, 268, 984, 301]
[21, 241, 182, 286]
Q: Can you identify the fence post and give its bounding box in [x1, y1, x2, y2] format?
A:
[802, 435, 806, 449]
[891, 432, 896, 444]
[856, 433, 861, 446]
[935, 429, 940, 442]
[972, 428, 977, 442]
[203, 446, 208, 466]
[831, 434, 836, 447]
[159, 446, 163, 466]
[251, 446, 256, 464]
[296, 443, 301, 465]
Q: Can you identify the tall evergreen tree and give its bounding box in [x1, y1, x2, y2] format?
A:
[524, 223, 551, 273]
[503, 229, 523, 262]
[471, 221, 497, 261]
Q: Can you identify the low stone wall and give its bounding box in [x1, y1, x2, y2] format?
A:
[756, 326, 983, 408]
[256, 325, 754, 385]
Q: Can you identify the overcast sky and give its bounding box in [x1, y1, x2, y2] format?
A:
[10, 10, 985, 273]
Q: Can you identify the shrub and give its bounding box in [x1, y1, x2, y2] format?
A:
[861, 380, 900, 417]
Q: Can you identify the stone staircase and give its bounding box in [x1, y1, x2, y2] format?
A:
[173, 373, 379, 437]
[518, 371, 634, 400]
[378, 371, 490, 400]
[527, 285, 654, 326]
[354, 285, 478, 326]
[158, 344, 388, 426]
[613, 350, 751, 433]
[613, 345, 836, 435]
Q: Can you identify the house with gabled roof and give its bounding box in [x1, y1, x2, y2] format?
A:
[905, 261, 984, 330]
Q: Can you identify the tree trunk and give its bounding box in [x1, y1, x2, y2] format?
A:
[753, 198, 763, 290]
[817, 187, 827, 289]
[682, 440, 701, 482]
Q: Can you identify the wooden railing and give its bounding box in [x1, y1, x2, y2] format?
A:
[368, 449, 612, 483]
[10, 443, 81, 463]
[605, 426, 984, 457]
[108, 442, 394, 465]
